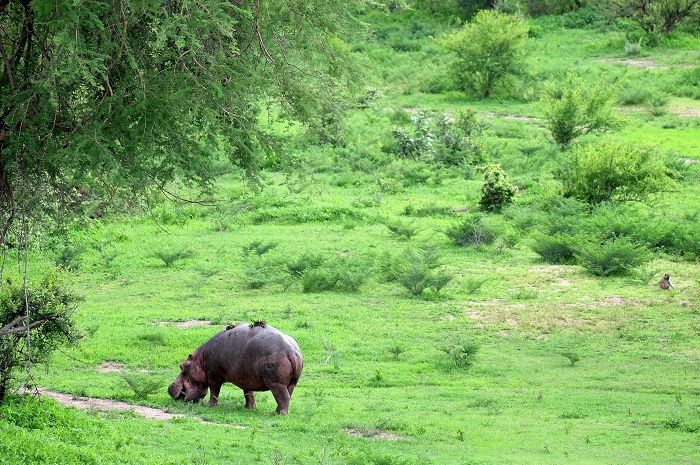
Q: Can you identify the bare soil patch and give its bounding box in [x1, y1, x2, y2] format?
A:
[346, 429, 407, 440]
[479, 112, 541, 121]
[36, 389, 183, 421]
[595, 57, 669, 69]
[97, 361, 124, 373]
[670, 107, 700, 118]
[32, 389, 242, 426]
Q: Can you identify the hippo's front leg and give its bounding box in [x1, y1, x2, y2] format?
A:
[206, 382, 222, 407]
[244, 390, 256, 409]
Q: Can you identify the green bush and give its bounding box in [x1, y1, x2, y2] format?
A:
[542, 73, 624, 147]
[441, 10, 529, 98]
[0, 271, 82, 400]
[383, 246, 454, 297]
[121, 373, 164, 399]
[477, 164, 518, 212]
[151, 248, 193, 267]
[530, 233, 579, 264]
[444, 213, 497, 247]
[560, 140, 674, 204]
[385, 219, 421, 240]
[648, 92, 670, 116]
[301, 270, 338, 293]
[439, 336, 480, 369]
[619, 82, 651, 105]
[575, 236, 651, 276]
[284, 252, 326, 278]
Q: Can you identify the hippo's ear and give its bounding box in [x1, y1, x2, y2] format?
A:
[180, 354, 194, 371]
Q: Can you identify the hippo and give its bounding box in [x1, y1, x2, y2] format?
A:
[168, 321, 303, 414]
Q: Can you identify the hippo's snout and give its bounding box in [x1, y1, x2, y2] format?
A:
[168, 381, 186, 400]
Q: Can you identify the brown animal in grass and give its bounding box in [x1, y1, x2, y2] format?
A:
[658, 273, 675, 291]
[168, 322, 303, 414]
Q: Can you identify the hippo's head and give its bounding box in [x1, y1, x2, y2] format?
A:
[168, 353, 208, 403]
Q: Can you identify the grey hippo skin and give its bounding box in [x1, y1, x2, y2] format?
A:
[168, 322, 303, 414]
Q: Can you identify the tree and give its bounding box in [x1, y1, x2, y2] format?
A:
[441, 10, 529, 98]
[541, 73, 624, 147]
[0, 0, 384, 250]
[411, 0, 492, 21]
[596, 0, 700, 40]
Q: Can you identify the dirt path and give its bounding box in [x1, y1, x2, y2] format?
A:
[33, 389, 240, 426]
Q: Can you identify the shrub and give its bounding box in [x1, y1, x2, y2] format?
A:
[121, 373, 163, 399]
[542, 73, 624, 147]
[619, 82, 651, 105]
[301, 270, 338, 293]
[242, 240, 278, 257]
[561, 351, 581, 367]
[385, 219, 421, 240]
[530, 233, 578, 264]
[444, 213, 497, 247]
[439, 336, 480, 369]
[560, 140, 674, 204]
[284, 252, 326, 278]
[623, 37, 643, 55]
[0, 271, 82, 400]
[384, 246, 454, 297]
[441, 10, 529, 98]
[477, 164, 518, 212]
[393, 110, 434, 160]
[648, 92, 670, 116]
[151, 248, 193, 267]
[599, 0, 700, 40]
[463, 277, 488, 294]
[242, 259, 273, 290]
[575, 236, 651, 276]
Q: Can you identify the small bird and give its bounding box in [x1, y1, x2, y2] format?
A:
[658, 273, 675, 291]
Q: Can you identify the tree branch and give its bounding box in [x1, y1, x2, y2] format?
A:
[0, 315, 46, 337]
[0, 33, 15, 91]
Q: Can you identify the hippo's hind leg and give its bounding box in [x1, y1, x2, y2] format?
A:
[244, 390, 257, 409]
[270, 384, 291, 415]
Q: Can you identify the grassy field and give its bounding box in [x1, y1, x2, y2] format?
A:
[2, 8, 700, 465]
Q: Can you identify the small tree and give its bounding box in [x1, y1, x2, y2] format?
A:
[0, 271, 82, 401]
[542, 73, 624, 147]
[560, 139, 674, 204]
[596, 0, 700, 42]
[477, 164, 518, 212]
[441, 10, 529, 98]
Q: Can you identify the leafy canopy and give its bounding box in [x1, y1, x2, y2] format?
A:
[0, 0, 386, 247]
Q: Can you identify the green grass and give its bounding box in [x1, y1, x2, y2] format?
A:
[3, 8, 700, 465]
